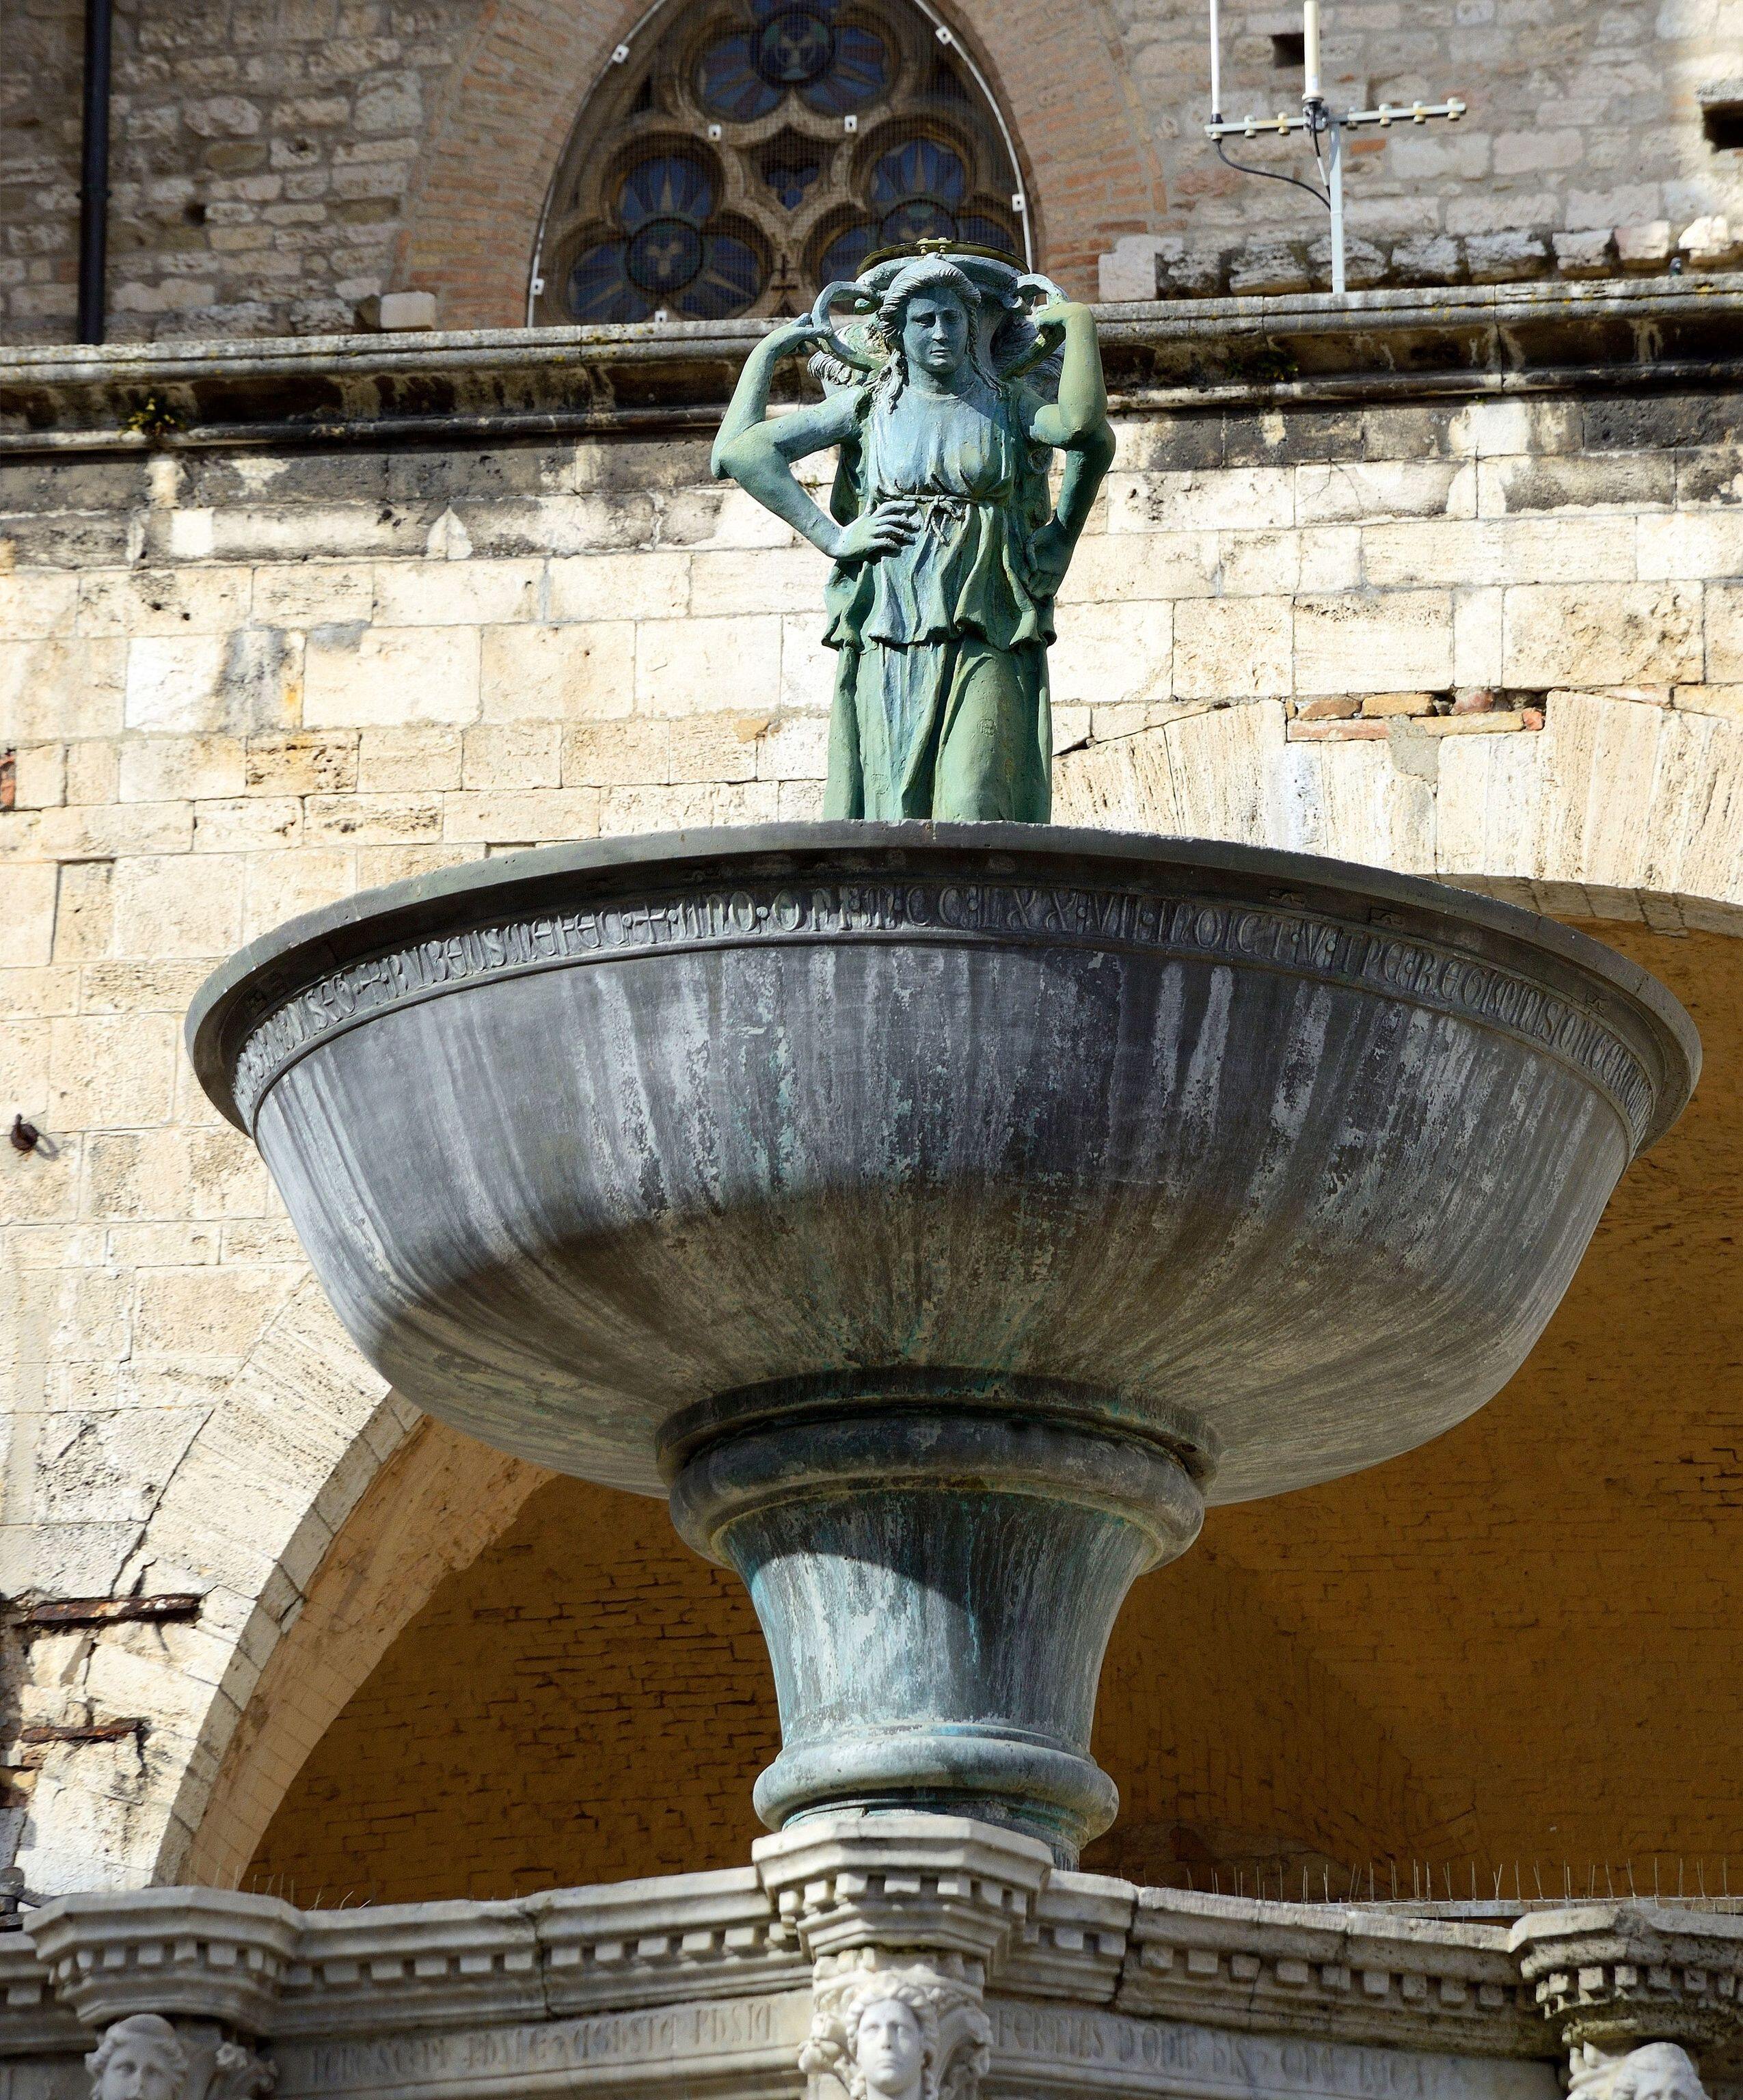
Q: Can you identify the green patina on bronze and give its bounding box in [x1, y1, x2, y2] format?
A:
[712, 244, 1114, 823]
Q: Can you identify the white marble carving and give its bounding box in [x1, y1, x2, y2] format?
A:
[86, 2017, 187, 2100]
[83, 2018, 275, 2100]
[1572, 2043, 1709, 2100]
[800, 1955, 991, 2100]
[5, 1839, 1740, 2100]
[204, 2042, 277, 2100]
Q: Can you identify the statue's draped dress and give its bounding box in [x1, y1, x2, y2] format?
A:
[822, 374, 1053, 823]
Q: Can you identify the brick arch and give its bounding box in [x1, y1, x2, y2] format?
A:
[394, 0, 1165, 323]
[183, 1422, 550, 1889]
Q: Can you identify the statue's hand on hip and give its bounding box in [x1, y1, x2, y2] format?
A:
[830, 499, 919, 564]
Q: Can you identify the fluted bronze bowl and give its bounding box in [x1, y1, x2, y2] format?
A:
[189, 825, 1697, 1859]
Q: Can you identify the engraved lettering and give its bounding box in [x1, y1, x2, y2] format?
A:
[228, 878, 1657, 1150]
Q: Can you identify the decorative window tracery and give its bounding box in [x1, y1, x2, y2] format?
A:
[532, 0, 1027, 327]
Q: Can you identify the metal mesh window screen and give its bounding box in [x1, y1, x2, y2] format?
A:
[531, 0, 1028, 326]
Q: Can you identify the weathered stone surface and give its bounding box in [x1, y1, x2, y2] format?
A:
[1512, 1906, 1743, 2053]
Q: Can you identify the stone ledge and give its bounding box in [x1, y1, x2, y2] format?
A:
[1, 278, 1740, 455]
[13, 1868, 1743, 2065]
[1119, 1887, 1537, 2055]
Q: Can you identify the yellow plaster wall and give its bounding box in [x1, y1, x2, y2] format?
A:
[245, 921, 1743, 1907]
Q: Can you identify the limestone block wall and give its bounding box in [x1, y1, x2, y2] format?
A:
[3, 298, 1743, 1897]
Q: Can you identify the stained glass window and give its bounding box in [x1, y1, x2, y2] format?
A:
[535, 0, 1027, 326]
[564, 153, 766, 323]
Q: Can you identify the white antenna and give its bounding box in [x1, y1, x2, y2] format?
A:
[1204, 1, 1467, 297]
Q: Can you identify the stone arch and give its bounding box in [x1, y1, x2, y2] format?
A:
[15, 1280, 405, 1897]
[182, 1423, 550, 1890]
[392, 0, 1164, 323]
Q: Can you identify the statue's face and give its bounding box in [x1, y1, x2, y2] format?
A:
[901, 291, 970, 379]
[97, 2038, 182, 2100]
[856, 1998, 925, 2100]
[1630, 2067, 1705, 2100]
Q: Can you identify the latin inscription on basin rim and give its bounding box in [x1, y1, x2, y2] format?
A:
[228, 879, 1657, 1143]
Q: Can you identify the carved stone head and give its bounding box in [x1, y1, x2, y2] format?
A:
[1608, 2043, 1708, 2100]
[800, 1958, 991, 2100]
[85, 2015, 187, 2100]
[1572, 2040, 1710, 2100]
[852, 1994, 929, 2100]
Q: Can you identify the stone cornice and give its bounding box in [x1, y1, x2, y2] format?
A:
[1118, 1888, 1538, 2056]
[1511, 1904, 1743, 2051]
[12, 1871, 1743, 2086]
[26, 1885, 302, 2035]
[0, 1929, 87, 2056]
[752, 1813, 1054, 1966]
[527, 1868, 807, 2015]
[0, 277, 1739, 456]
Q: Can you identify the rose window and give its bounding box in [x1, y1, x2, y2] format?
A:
[535, 0, 1028, 325]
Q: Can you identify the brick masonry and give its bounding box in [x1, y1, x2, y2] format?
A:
[5, 330, 1743, 1896]
[8, 0, 1743, 341]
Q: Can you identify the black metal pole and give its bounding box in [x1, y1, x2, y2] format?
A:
[76, 0, 114, 345]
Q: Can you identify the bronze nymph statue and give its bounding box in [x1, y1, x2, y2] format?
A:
[712, 244, 1113, 822]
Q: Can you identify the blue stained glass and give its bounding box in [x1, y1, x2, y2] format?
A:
[567, 239, 655, 324]
[675, 232, 767, 317]
[869, 136, 967, 209]
[569, 228, 763, 321]
[755, 9, 836, 83]
[799, 23, 888, 112]
[697, 34, 782, 120]
[625, 219, 707, 295]
[619, 153, 716, 231]
[878, 198, 956, 245]
[957, 213, 1017, 254]
[819, 222, 876, 282]
[764, 155, 823, 211]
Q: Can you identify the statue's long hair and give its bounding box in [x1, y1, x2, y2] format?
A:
[811, 256, 1058, 402]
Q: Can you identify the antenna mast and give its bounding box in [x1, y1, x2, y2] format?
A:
[1204, 2, 1466, 298]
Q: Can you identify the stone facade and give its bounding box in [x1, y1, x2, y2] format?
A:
[4, 284, 1743, 1905]
[1100, 0, 1743, 299]
[7, 0, 1743, 342]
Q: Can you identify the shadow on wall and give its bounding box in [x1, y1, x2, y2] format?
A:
[243, 1475, 1446, 1904]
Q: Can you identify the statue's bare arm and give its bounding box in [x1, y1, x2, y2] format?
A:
[1017, 303, 1115, 595]
[714, 332, 920, 563]
[1023, 301, 1110, 453]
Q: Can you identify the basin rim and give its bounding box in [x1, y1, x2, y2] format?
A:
[186, 820, 1699, 1146]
